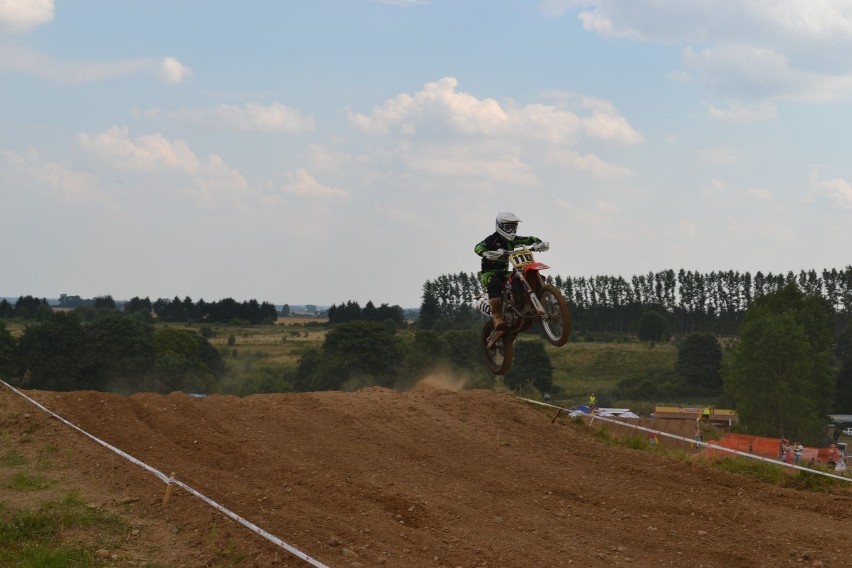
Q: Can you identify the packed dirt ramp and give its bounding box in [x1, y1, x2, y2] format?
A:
[1, 382, 851, 568]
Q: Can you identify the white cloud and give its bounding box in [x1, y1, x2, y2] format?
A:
[697, 146, 738, 165]
[544, 1, 852, 103]
[544, 148, 633, 178]
[0, 46, 189, 87]
[816, 178, 852, 209]
[349, 77, 642, 144]
[703, 178, 728, 194]
[187, 154, 249, 209]
[545, 1, 852, 43]
[683, 44, 799, 99]
[0, 45, 154, 84]
[595, 199, 619, 214]
[79, 126, 201, 172]
[343, 79, 639, 189]
[77, 126, 250, 209]
[676, 220, 698, 237]
[0, 146, 100, 203]
[707, 100, 777, 122]
[277, 168, 349, 200]
[304, 144, 365, 172]
[157, 57, 192, 84]
[153, 102, 315, 133]
[349, 77, 509, 136]
[376, 204, 424, 225]
[747, 188, 774, 201]
[0, 0, 53, 31]
[684, 44, 852, 102]
[402, 144, 539, 186]
[555, 198, 573, 211]
[510, 102, 642, 144]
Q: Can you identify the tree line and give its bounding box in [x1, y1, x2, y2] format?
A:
[0, 295, 279, 325]
[418, 267, 852, 336]
[0, 311, 225, 395]
[326, 300, 405, 325]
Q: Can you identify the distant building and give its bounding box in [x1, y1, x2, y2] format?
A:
[652, 405, 738, 428]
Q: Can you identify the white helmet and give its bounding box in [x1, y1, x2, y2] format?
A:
[495, 211, 521, 241]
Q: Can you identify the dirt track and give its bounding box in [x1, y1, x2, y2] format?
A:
[2, 378, 851, 568]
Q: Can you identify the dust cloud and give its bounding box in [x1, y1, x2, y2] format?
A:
[413, 369, 470, 392]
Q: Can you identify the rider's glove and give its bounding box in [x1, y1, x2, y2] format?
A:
[535, 241, 549, 252]
[482, 249, 505, 261]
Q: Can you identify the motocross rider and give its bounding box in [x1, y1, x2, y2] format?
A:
[475, 212, 547, 331]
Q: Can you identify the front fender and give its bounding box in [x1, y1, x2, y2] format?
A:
[522, 262, 549, 276]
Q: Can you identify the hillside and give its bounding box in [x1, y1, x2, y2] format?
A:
[2, 379, 851, 568]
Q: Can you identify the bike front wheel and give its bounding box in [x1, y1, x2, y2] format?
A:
[480, 320, 515, 375]
[538, 284, 571, 346]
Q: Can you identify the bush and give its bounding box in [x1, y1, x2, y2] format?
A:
[637, 311, 670, 343]
[614, 369, 680, 400]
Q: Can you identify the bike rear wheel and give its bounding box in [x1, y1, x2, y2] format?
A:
[480, 320, 515, 375]
[538, 284, 571, 346]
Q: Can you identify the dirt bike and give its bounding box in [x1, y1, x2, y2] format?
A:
[477, 243, 571, 375]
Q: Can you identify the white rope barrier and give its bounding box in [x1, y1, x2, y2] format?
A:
[1, 380, 329, 568]
[520, 397, 852, 483]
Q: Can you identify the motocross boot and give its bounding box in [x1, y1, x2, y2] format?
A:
[489, 297, 506, 331]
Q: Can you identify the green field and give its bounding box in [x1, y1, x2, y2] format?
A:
[547, 339, 677, 399]
[203, 318, 328, 367]
[204, 321, 690, 412]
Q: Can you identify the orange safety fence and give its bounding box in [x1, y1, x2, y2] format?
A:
[708, 433, 778, 457]
[703, 433, 840, 465]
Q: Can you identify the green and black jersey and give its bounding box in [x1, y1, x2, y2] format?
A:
[474, 232, 542, 273]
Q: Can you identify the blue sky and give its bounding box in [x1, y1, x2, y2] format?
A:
[3, 1, 852, 308]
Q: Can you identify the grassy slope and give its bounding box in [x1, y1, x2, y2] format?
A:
[545, 339, 679, 410]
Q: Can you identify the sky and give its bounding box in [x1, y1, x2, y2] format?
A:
[3, 1, 852, 309]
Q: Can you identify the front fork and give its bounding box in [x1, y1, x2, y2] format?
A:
[513, 271, 546, 317]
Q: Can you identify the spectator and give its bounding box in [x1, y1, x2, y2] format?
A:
[827, 443, 840, 469]
[793, 442, 803, 465]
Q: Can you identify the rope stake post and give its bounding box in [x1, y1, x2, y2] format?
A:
[162, 472, 177, 507]
[550, 405, 564, 423]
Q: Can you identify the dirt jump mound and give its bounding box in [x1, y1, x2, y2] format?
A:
[2, 385, 850, 567]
